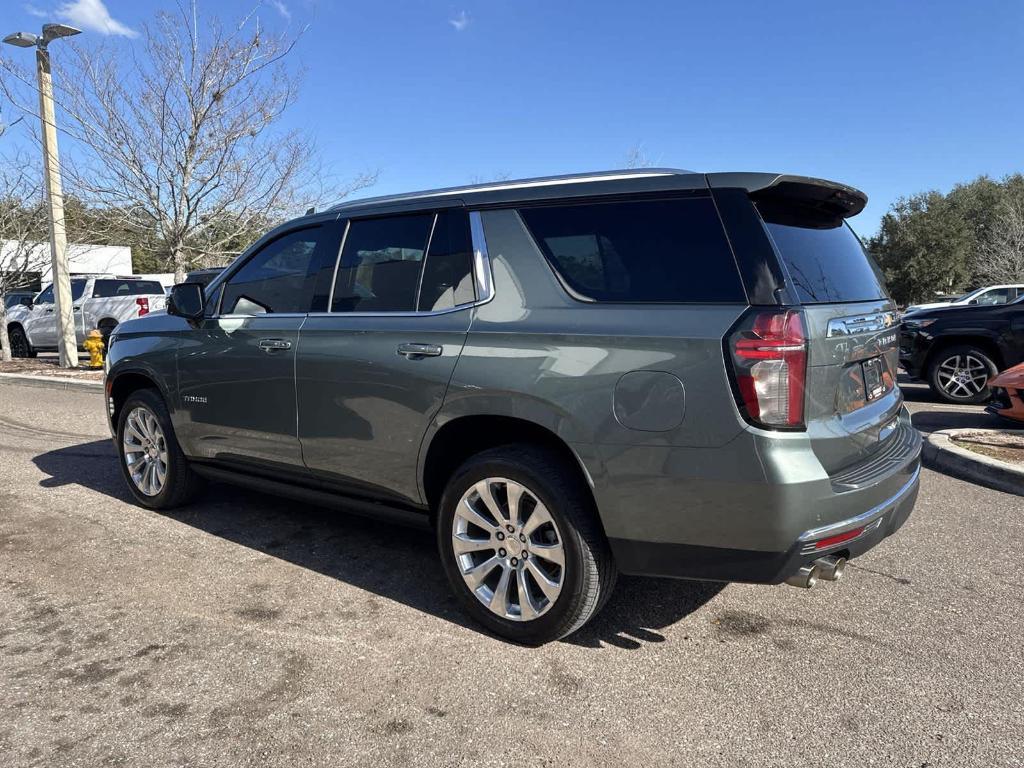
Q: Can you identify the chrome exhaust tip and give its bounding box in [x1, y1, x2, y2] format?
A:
[785, 563, 819, 589]
[814, 556, 847, 582]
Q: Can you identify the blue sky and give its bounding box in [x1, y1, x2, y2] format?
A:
[4, 0, 1023, 235]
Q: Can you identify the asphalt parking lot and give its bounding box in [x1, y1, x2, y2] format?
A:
[1, 381, 1022, 767]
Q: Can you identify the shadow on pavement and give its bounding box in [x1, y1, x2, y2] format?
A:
[33, 439, 719, 648]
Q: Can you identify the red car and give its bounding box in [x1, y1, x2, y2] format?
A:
[988, 362, 1024, 423]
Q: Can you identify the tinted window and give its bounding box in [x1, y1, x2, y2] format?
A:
[331, 214, 433, 312]
[221, 228, 323, 314]
[36, 280, 87, 304]
[759, 202, 887, 304]
[519, 197, 744, 303]
[93, 279, 164, 297]
[419, 210, 475, 311]
[973, 288, 1011, 306]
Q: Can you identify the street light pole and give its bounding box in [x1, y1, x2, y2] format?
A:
[3, 24, 81, 368]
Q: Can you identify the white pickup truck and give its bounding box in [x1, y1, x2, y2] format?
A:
[5, 274, 167, 357]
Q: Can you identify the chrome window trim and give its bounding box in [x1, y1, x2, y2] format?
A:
[415, 213, 440, 311]
[469, 210, 493, 303]
[326, 218, 352, 313]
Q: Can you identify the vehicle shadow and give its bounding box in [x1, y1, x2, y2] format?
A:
[33, 440, 721, 648]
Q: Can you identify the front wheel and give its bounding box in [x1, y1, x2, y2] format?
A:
[116, 388, 204, 509]
[436, 445, 616, 644]
[8, 325, 34, 358]
[927, 345, 998, 404]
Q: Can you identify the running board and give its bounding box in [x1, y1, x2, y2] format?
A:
[190, 463, 432, 530]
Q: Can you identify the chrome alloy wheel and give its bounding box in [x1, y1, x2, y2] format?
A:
[122, 406, 168, 497]
[937, 354, 989, 398]
[451, 478, 565, 621]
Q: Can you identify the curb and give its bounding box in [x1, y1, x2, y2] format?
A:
[0, 372, 104, 394]
[923, 428, 1024, 497]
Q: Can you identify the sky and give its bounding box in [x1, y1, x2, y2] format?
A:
[2, 0, 1023, 236]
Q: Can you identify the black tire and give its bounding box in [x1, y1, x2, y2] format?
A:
[98, 319, 118, 346]
[116, 388, 204, 509]
[436, 444, 617, 644]
[927, 344, 999, 404]
[7, 325, 35, 358]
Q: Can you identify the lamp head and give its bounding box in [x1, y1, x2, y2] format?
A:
[2, 32, 39, 48]
[41, 24, 82, 43]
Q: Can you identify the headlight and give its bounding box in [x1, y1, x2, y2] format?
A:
[902, 318, 936, 330]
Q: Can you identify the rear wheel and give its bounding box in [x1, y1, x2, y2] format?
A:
[98, 319, 118, 346]
[928, 345, 998, 404]
[116, 388, 204, 509]
[7, 325, 34, 358]
[436, 444, 616, 644]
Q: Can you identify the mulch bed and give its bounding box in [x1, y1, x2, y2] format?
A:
[0, 357, 105, 381]
[951, 430, 1024, 467]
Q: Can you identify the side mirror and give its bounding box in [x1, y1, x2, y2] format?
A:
[168, 282, 205, 320]
[20, 296, 33, 309]
[968, 299, 978, 305]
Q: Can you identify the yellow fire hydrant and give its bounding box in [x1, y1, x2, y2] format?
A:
[83, 329, 105, 369]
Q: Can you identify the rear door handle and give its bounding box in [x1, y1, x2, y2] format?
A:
[258, 338, 292, 352]
[397, 342, 442, 358]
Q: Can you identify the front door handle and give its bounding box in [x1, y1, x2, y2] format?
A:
[258, 338, 292, 352]
[397, 342, 442, 359]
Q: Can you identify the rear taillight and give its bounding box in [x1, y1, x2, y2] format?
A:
[728, 309, 807, 429]
[136, 297, 149, 316]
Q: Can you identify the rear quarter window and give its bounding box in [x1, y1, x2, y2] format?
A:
[519, 197, 745, 303]
[758, 202, 887, 304]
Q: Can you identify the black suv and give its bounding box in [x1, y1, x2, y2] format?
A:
[900, 296, 1024, 403]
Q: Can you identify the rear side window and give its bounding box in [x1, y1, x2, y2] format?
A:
[758, 202, 887, 304]
[93, 280, 163, 297]
[331, 214, 433, 312]
[418, 210, 476, 311]
[519, 197, 744, 303]
[221, 227, 323, 314]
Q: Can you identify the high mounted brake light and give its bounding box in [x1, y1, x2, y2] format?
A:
[727, 309, 807, 429]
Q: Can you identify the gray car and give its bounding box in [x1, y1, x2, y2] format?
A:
[104, 169, 921, 643]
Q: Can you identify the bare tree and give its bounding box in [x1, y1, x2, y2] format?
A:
[0, 157, 49, 361]
[972, 198, 1024, 285]
[624, 143, 656, 169]
[2, 1, 374, 282]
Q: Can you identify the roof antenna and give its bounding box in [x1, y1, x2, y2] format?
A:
[305, 206, 316, 215]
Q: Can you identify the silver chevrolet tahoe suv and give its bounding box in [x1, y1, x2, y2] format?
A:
[104, 169, 921, 643]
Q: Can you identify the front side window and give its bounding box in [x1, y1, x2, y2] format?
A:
[221, 228, 323, 315]
[331, 214, 433, 312]
[973, 288, 1011, 306]
[519, 197, 745, 303]
[35, 279, 87, 305]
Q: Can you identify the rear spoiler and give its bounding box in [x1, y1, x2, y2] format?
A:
[706, 173, 867, 219]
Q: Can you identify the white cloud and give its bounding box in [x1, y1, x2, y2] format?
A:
[49, 0, 138, 38]
[449, 10, 470, 32]
[268, 0, 291, 22]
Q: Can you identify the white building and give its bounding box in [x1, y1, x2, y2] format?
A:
[0, 240, 133, 288]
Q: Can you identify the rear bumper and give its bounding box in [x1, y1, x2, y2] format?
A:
[583, 407, 923, 584]
[608, 461, 919, 583]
